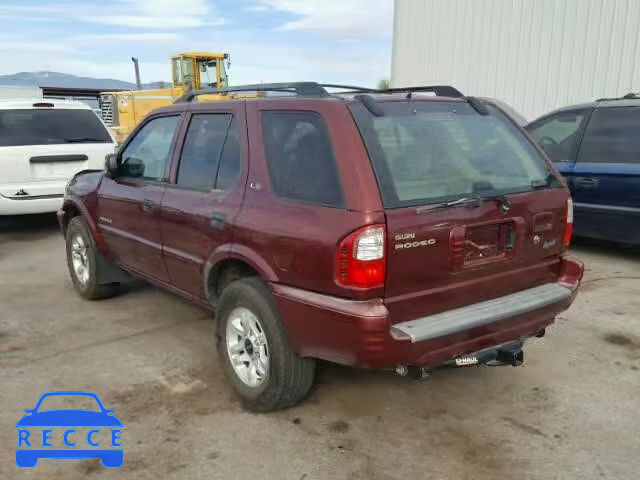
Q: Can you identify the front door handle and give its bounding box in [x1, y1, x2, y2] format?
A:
[574, 177, 599, 189]
[210, 211, 227, 229]
[141, 199, 155, 213]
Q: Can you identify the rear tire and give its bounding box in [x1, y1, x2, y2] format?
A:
[216, 277, 315, 411]
[65, 216, 120, 300]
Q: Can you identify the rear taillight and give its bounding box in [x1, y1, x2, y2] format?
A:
[336, 225, 386, 288]
[563, 198, 574, 247]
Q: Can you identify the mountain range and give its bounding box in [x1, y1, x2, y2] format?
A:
[0, 71, 168, 90]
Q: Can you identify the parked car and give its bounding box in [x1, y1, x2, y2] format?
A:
[526, 94, 640, 244]
[0, 100, 116, 215]
[57, 82, 583, 411]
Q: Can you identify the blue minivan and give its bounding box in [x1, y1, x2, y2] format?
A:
[526, 95, 640, 245]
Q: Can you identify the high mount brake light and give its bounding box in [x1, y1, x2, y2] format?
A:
[336, 225, 386, 289]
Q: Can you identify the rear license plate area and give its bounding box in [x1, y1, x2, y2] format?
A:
[449, 219, 521, 271]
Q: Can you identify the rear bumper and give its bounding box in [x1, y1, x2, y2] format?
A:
[0, 193, 64, 215]
[272, 256, 583, 369]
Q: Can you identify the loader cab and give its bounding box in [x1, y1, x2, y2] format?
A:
[171, 52, 229, 92]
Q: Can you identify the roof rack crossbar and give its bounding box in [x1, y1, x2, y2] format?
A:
[319, 84, 379, 93]
[378, 85, 464, 98]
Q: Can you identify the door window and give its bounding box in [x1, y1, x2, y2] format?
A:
[577, 106, 640, 164]
[177, 114, 240, 191]
[526, 110, 587, 162]
[261, 111, 344, 208]
[119, 115, 180, 180]
[216, 117, 241, 190]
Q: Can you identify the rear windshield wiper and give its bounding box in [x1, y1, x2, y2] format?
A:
[416, 196, 482, 213]
[64, 137, 106, 143]
[416, 193, 511, 214]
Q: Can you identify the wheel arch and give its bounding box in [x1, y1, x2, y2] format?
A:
[60, 197, 108, 254]
[204, 245, 279, 302]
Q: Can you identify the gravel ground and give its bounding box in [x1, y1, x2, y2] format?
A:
[1, 213, 639, 480]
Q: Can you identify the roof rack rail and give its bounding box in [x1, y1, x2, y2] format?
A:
[595, 92, 639, 102]
[175, 82, 465, 103]
[175, 82, 330, 103]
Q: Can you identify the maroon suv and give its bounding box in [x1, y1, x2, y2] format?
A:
[58, 82, 583, 411]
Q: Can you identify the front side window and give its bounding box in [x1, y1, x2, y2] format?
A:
[177, 113, 237, 191]
[350, 101, 556, 208]
[0, 108, 112, 147]
[526, 110, 587, 162]
[261, 111, 344, 208]
[577, 106, 640, 164]
[119, 115, 180, 180]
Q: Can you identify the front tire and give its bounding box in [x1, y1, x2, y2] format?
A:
[216, 277, 315, 411]
[65, 216, 120, 300]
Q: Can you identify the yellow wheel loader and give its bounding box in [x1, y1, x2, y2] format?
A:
[100, 52, 229, 143]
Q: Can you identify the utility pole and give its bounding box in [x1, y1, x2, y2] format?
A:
[131, 57, 141, 90]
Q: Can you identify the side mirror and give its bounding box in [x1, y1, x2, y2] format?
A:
[105, 153, 118, 178]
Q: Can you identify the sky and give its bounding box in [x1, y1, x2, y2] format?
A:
[0, 0, 393, 87]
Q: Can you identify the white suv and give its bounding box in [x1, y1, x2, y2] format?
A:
[0, 100, 116, 215]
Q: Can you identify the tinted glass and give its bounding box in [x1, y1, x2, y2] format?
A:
[216, 116, 241, 190]
[119, 116, 180, 180]
[577, 106, 640, 164]
[0, 108, 111, 147]
[177, 114, 232, 191]
[350, 101, 554, 208]
[261, 112, 344, 208]
[526, 110, 586, 161]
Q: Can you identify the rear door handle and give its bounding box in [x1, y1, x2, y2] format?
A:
[210, 211, 227, 229]
[141, 199, 156, 213]
[574, 177, 599, 189]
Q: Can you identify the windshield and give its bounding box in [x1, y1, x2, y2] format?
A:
[0, 109, 111, 147]
[349, 101, 558, 208]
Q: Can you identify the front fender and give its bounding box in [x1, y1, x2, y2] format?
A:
[60, 196, 108, 255]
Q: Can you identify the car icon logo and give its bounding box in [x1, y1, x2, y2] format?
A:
[15, 391, 123, 468]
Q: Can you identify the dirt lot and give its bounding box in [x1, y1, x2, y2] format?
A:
[1, 214, 639, 480]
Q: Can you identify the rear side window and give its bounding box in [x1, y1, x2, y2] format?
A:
[0, 108, 112, 147]
[350, 101, 554, 208]
[577, 107, 640, 164]
[261, 111, 344, 208]
[177, 114, 239, 191]
[526, 110, 587, 162]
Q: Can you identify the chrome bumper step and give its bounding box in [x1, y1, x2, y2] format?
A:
[392, 283, 571, 343]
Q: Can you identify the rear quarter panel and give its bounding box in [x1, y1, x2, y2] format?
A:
[235, 99, 384, 298]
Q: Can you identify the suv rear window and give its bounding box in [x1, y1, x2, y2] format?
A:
[0, 108, 112, 147]
[349, 101, 555, 208]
